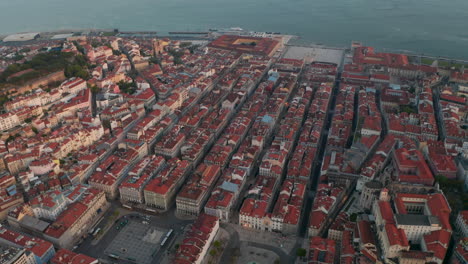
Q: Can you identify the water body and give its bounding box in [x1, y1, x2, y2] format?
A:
[1, 0, 468, 59]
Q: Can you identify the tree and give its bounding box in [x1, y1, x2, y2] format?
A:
[213, 240, 221, 248]
[0, 50, 91, 83]
[19, 47, 31, 53]
[91, 40, 100, 48]
[399, 104, 416, 114]
[0, 94, 9, 107]
[188, 45, 200, 54]
[6, 135, 16, 144]
[65, 64, 89, 80]
[73, 41, 85, 54]
[149, 57, 161, 65]
[174, 57, 183, 65]
[74, 54, 88, 67]
[350, 213, 358, 222]
[128, 69, 138, 79]
[90, 85, 100, 94]
[209, 249, 217, 257]
[102, 120, 111, 129]
[435, 175, 448, 185]
[117, 80, 137, 95]
[13, 53, 24, 61]
[296, 248, 307, 257]
[168, 49, 184, 65]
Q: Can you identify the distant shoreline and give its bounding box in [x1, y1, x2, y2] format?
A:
[2, 28, 468, 64]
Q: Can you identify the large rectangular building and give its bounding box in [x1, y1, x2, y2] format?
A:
[0, 225, 55, 264]
[176, 164, 221, 216]
[208, 35, 282, 57]
[372, 193, 452, 263]
[43, 188, 109, 249]
[144, 159, 192, 211]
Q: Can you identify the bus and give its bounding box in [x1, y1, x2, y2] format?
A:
[160, 237, 168, 247]
[108, 253, 120, 260]
[92, 228, 101, 236]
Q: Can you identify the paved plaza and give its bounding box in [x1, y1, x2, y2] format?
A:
[104, 220, 167, 264]
[236, 243, 279, 264]
[232, 224, 296, 252]
[284, 46, 344, 66]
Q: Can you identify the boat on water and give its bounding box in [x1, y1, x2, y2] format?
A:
[230, 27, 243, 31]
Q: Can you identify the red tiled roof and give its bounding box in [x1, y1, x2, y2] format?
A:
[357, 220, 376, 246]
[0, 226, 53, 258]
[394, 148, 434, 186]
[309, 236, 336, 264]
[174, 214, 218, 264]
[378, 201, 395, 224]
[44, 202, 87, 238]
[424, 230, 451, 261]
[385, 223, 409, 247]
[454, 237, 468, 263]
[50, 249, 98, 264]
[239, 198, 268, 218]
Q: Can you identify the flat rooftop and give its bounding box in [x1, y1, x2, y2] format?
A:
[3, 32, 40, 42]
[0, 245, 25, 263]
[51, 33, 74, 40]
[20, 215, 50, 232]
[395, 214, 440, 227]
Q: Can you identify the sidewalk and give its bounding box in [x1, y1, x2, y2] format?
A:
[174, 211, 198, 221]
[201, 227, 230, 264]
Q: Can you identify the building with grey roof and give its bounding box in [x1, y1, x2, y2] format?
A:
[3, 33, 40, 42]
[395, 214, 442, 242]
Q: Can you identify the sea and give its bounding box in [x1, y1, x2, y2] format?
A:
[1, 0, 468, 59]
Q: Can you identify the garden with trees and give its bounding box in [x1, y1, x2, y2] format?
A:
[0, 51, 90, 86]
